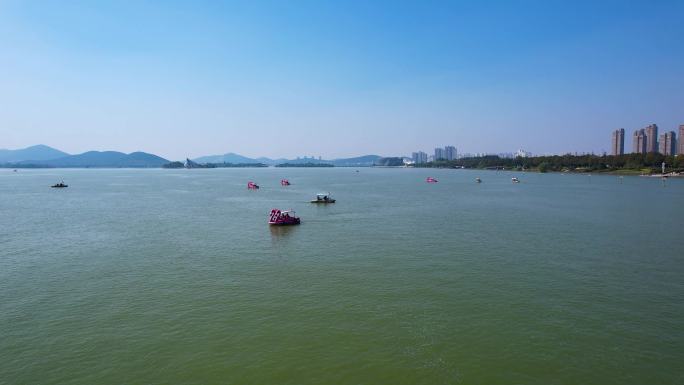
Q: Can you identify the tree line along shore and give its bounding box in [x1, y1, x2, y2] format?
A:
[414, 153, 683, 174]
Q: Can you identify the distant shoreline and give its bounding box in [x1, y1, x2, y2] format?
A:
[4, 166, 682, 178]
[413, 153, 683, 175]
[412, 166, 684, 177]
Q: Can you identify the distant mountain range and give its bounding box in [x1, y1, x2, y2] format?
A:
[193, 153, 383, 167]
[1, 145, 168, 168]
[33, 151, 169, 168]
[1, 145, 396, 168]
[0, 144, 69, 163]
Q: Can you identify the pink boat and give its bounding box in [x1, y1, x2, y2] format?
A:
[269, 209, 300, 225]
[247, 181, 260, 189]
[426, 177, 438, 183]
[281, 179, 291, 186]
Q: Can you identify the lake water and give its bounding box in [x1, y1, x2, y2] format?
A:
[1, 168, 682, 385]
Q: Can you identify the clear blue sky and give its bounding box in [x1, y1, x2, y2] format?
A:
[1, 0, 683, 159]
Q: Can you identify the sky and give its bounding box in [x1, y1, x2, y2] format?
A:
[1, 0, 683, 160]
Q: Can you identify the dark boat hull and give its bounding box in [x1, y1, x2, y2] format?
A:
[269, 218, 301, 225]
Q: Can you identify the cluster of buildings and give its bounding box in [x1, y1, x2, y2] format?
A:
[410, 147, 534, 164]
[611, 124, 684, 156]
[412, 146, 457, 164]
[409, 125, 683, 164]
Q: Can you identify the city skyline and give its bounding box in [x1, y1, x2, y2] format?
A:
[2, 1, 684, 160]
[622, 122, 684, 156]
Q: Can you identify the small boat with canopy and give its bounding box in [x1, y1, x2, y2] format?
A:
[247, 181, 260, 189]
[281, 179, 291, 186]
[268, 209, 301, 225]
[311, 193, 335, 203]
[51, 181, 68, 188]
[426, 177, 438, 183]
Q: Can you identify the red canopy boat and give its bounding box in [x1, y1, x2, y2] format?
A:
[426, 177, 438, 183]
[247, 181, 260, 189]
[281, 179, 291, 186]
[269, 209, 300, 225]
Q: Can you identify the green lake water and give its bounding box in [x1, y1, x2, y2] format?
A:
[1, 168, 682, 385]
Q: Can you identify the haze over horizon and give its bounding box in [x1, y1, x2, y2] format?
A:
[1, 0, 683, 160]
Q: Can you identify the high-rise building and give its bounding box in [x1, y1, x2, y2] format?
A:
[412, 151, 428, 164]
[611, 128, 625, 155]
[633, 129, 647, 154]
[434, 147, 445, 161]
[679, 125, 684, 155]
[645, 124, 658, 153]
[659, 131, 677, 155]
[444, 146, 457, 161]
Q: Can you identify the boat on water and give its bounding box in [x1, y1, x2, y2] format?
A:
[51, 181, 68, 188]
[426, 177, 438, 183]
[311, 193, 335, 203]
[475, 177, 482, 183]
[281, 179, 291, 186]
[511, 177, 520, 183]
[269, 209, 300, 225]
[247, 181, 260, 189]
